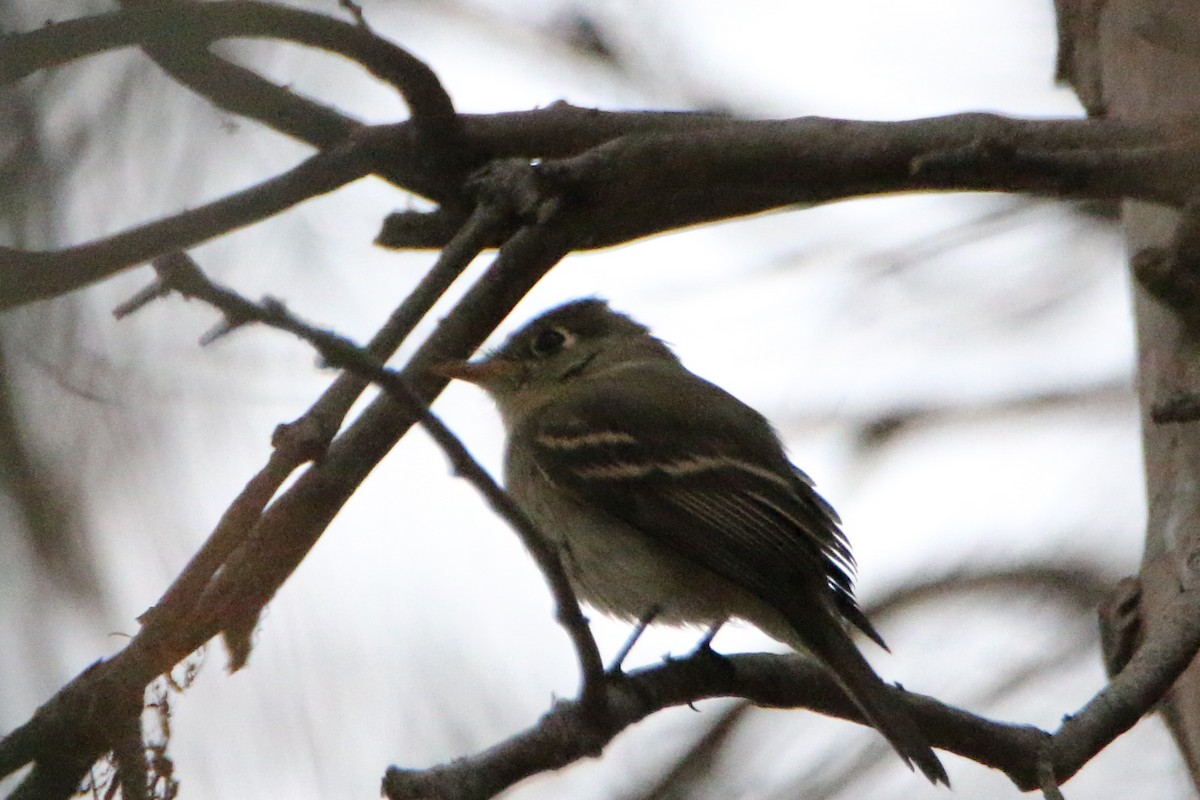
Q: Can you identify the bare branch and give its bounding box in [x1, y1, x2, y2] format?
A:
[134, 250, 606, 693]
[1050, 569, 1200, 782]
[383, 110, 1189, 250]
[635, 564, 1112, 800]
[0, 156, 579, 796]
[3, 3, 1192, 318]
[0, 137, 371, 309]
[271, 200, 510, 453]
[133, 24, 358, 150]
[3, 75, 1189, 309]
[518, 114, 1194, 250]
[2, 1, 457, 141]
[6, 8, 1200, 795]
[381, 649, 1044, 800]
[377, 208, 501, 250]
[456, 103, 1164, 160]
[379, 561, 1186, 799]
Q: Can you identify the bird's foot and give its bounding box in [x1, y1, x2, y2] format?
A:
[688, 620, 725, 659]
[606, 605, 661, 676]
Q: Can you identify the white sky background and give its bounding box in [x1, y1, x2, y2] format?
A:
[0, 0, 1188, 797]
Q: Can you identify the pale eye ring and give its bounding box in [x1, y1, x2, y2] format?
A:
[530, 327, 569, 357]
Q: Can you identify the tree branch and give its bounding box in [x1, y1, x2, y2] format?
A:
[118, 197, 505, 651]
[4, 8, 1199, 796]
[4, 4, 1193, 316]
[132, 249, 606, 695]
[126, 11, 359, 150]
[2, 1, 457, 141]
[1050, 569, 1200, 782]
[0, 136, 372, 308]
[380, 561, 1193, 799]
[508, 114, 1195, 250]
[382, 649, 1043, 800]
[5, 28, 1190, 310]
[0, 159, 578, 797]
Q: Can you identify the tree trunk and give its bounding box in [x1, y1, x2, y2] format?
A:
[1059, 0, 1200, 787]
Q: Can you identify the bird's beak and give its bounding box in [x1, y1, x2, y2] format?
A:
[433, 358, 516, 386]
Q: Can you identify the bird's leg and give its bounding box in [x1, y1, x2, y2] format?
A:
[681, 621, 731, 710]
[607, 605, 661, 674]
[691, 620, 725, 657]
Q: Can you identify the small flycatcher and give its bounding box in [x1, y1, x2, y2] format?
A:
[440, 298, 946, 784]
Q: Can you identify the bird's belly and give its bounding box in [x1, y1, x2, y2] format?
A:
[568, 518, 725, 625]
[525, 491, 766, 629]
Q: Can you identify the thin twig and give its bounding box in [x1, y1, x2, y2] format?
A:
[339, 0, 369, 29]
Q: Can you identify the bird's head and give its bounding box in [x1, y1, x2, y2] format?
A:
[437, 298, 676, 421]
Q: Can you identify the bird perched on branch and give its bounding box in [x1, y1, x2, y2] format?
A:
[439, 298, 947, 785]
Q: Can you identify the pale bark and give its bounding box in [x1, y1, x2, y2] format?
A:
[1059, 0, 1200, 787]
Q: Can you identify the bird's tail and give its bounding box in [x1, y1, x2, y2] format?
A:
[789, 610, 949, 786]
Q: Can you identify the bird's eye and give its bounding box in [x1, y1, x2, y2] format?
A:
[530, 328, 568, 357]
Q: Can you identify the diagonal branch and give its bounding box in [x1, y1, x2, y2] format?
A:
[1049, 571, 1200, 783]
[140, 249, 605, 697]
[0, 160, 577, 797]
[115, 203, 512, 653]
[0, 135, 372, 309]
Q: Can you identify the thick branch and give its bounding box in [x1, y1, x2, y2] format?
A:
[1062, 0, 1200, 787]
[4, 4, 1193, 316]
[507, 114, 1196, 250]
[379, 112, 1187, 251]
[456, 104, 1167, 162]
[2, 89, 1187, 309]
[382, 650, 1043, 800]
[382, 563, 1200, 800]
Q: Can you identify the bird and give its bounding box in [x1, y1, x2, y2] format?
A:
[438, 297, 947, 785]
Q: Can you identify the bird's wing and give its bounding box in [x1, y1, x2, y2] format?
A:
[521, 364, 883, 647]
